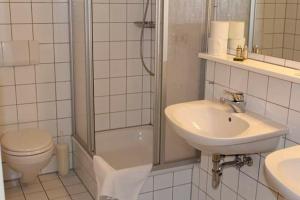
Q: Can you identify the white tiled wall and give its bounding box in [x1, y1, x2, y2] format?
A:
[73, 139, 193, 200]
[192, 60, 300, 200]
[92, 0, 156, 131]
[0, 0, 72, 179]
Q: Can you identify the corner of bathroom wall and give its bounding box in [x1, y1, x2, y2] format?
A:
[0, 0, 72, 179]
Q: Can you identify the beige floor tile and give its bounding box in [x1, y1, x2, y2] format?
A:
[20, 179, 40, 186]
[25, 191, 48, 200]
[5, 195, 26, 200]
[42, 179, 64, 190]
[4, 180, 20, 189]
[66, 184, 87, 195]
[5, 186, 23, 198]
[39, 173, 59, 182]
[61, 176, 81, 186]
[71, 192, 94, 200]
[54, 196, 72, 200]
[21, 183, 44, 194]
[4, 172, 91, 200]
[46, 187, 68, 199]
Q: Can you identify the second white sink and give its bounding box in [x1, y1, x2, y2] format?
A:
[165, 100, 287, 155]
[265, 146, 300, 200]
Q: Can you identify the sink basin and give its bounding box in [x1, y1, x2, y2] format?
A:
[165, 100, 287, 155]
[265, 146, 300, 200]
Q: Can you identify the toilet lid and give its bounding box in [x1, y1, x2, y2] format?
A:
[1, 128, 53, 155]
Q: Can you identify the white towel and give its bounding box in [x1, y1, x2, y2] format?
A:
[93, 156, 152, 200]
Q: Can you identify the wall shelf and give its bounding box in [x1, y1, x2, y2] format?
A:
[198, 53, 300, 84]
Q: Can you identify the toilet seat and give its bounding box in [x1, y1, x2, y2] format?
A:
[2, 142, 54, 156]
[1, 128, 54, 156]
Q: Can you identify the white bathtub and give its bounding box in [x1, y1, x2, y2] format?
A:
[95, 126, 153, 170]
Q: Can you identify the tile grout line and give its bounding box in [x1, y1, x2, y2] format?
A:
[37, 175, 51, 200]
[17, 179, 29, 200]
[64, 170, 95, 199]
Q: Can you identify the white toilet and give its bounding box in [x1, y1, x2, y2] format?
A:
[1, 128, 54, 183]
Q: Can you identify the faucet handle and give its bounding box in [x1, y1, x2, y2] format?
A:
[224, 90, 244, 102]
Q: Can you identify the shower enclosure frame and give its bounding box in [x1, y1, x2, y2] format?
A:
[69, 0, 95, 155]
[69, 0, 209, 169]
[152, 0, 164, 166]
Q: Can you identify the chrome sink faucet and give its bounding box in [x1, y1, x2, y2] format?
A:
[220, 90, 246, 113]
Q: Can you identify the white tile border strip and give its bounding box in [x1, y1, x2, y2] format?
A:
[198, 53, 300, 84]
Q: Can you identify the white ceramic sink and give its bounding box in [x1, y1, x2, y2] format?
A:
[265, 146, 300, 200]
[165, 100, 287, 155]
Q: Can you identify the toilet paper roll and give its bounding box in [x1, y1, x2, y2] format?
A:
[229, 21, 245, 39]
[228, 38, 246, 50]
[210, 21, 229, 39]
[208, 38, 228, 56]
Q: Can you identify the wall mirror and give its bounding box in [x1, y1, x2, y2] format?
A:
[215, 0, 300, 63]
[251, 0, 300, 62]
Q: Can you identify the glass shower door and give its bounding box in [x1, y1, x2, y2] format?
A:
[70, 0, 95, 154]
[159, 0, 207, 164]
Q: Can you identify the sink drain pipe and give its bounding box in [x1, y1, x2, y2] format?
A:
[211, 154, 253, 188]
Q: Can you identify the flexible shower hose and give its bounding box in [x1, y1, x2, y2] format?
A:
[140, 0, 155, 76]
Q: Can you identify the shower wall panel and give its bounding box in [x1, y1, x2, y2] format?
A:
[163, 0, 207, 162]
[72, 0, 89, 146]
[92, 0, 156, 131]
